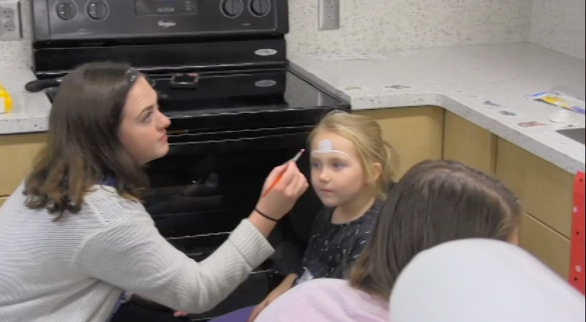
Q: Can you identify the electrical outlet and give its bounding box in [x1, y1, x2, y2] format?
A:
[0, 0, 22, 41]
[2, 7, 13, 19]
[318, 0, 340, 31]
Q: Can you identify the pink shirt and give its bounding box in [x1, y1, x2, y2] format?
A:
[255, 278, 388, 322]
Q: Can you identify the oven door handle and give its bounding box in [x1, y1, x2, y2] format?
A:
[25, 78, 63, 92]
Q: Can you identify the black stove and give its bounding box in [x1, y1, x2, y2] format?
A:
[44, 68, 343, 122]
[29, 0, 349, 320]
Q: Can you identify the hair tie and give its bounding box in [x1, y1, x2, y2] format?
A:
[254, 208, 278, 223]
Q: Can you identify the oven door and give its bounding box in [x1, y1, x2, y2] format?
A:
[143, 124, 322, 260]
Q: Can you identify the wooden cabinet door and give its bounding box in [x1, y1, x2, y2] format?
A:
[496, 138, 574, 279]
[443, 111, 498, 175]
[0, 134, 47, 196]
[355, 107, 444, 179]
[519, 212, 571, 278]
[495, 138, 575, 238]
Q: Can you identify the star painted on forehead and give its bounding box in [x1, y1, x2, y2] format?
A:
[311, 139, 351, 158]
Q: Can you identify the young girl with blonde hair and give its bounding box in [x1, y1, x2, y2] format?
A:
[208, 111, 398, 322]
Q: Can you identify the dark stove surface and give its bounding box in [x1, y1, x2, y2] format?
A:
[45, 69, 346, 114]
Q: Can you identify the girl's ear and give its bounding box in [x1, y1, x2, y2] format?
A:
[370, 162, 382, 183]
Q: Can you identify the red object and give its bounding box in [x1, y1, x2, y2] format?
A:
[569, 171, 585, 294]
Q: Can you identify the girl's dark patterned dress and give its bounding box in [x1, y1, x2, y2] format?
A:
[294, 199, 383, 284]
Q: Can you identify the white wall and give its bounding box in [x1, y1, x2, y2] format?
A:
[530, 0, 585, 60]
[286, 0, 533, 56]
[1, 0, 584, 69]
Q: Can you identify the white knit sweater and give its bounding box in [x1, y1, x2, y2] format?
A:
[0, 184, 274, 322]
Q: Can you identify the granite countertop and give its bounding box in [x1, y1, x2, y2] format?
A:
[289, 43, 585, 174]
[0, 65, 52, 134]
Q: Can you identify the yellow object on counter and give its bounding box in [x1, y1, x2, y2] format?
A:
[0, 81, 14, 114]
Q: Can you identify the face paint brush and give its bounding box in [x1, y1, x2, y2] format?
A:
[262, 149, 305, 198]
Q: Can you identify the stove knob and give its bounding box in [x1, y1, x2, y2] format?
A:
[250, 0, 271, 17]
[88, 1, 109, 21]
[56, 2, 77, 20]
[221, 0, 243, 18]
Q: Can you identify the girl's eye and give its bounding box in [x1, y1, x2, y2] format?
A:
[332, 162, 346, 169]
[311, 162, 321, 169]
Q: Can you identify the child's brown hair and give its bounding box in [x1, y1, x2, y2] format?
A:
[350, 160, 522, 299]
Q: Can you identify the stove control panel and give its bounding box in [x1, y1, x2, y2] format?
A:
[32, 0, 288, 41]
[135, 0, 198, 17]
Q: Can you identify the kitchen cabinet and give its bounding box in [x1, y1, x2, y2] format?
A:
[358, 107, 575, 279]
[443, 111, 498, 175]
[439, 113, 573, 278]
[495, 138, 575, 238]
[0, 133, 47, 196]
[354, 107, 444, 179]
[519, 212, 571, 278]
[495, 138, 575, 278]
[442, 118, 574, 278]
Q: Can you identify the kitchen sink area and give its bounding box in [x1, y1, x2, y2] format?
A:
[557, 128, 586, 145]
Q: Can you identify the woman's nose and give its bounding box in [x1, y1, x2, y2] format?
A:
[158, 112, 171, 129]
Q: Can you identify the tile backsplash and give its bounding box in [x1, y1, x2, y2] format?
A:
[530, 0, 585, 60]
[0, 0, 583, 68]
[287, 0, 533, 56]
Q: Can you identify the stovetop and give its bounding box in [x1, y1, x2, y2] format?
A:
[45, 68, 347, 120]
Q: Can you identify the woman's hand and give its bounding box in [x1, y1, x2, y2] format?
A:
[249, 161, 308, 237]
[254, 161, 309, 221]
[174, 311, 188, 318]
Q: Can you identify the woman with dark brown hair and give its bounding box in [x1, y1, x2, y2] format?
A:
[251, 160, 522, 322]
[0, 62, 309, 322]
